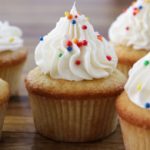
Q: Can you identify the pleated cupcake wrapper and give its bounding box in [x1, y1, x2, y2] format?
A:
[29, 93, 118, 142]
[117, 63, 132, 77]
[0, 63, 24, 96]
[0, 102, 8, 138]
[119, 118, 150, 150]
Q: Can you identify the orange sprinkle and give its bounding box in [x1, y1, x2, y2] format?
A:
[97, 35, 103, 41]
[68, 14, 73, 20]
[73, 38, 78, 44]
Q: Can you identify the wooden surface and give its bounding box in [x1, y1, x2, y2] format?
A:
[0, 0, 131, 149]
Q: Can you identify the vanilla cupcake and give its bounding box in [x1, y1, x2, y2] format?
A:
[25, 3, 126, 142]
[116, 52, 150, 150]
[0, 79, 9, 138]
[109, 0, 150, 77]
[0, 22, 27, 96]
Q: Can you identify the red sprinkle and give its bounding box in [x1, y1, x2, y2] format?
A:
[106, 55, 112, 61]
[77, 41, 83, 47]
[66, 40, 72, 47]
[82, 25, 87, 30]
[75, 60, 81, 65]
[82, 40, 88, 46]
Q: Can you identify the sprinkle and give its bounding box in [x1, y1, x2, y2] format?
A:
[40, 36, 44, 41]
[73, 38, 78, 44]
[72, 20, 76, 25]
[65, 11, 69, 17]
[77, 41, 83, 47]
[9, 37, 15, 43]
[66, 40, 72, 47]
[59, 53, 63, 57]
[67, 46, 73, 52]
[75, 15, 78, 18]
[86, 17, 89, 21]
[75, 60, 81, 65]
[137, 84, 142, 91]
[82, 40, 88, 46]
[68, 14, 73, 20]
[144, 60, 150, 66]
[145, 103, 150, 109]
[82, 25, 87, 30]
[97, 35, 103, 41]
[139, 6, 143, 10]
[126, 27, 130, 31]
[106, 55, 112, 61]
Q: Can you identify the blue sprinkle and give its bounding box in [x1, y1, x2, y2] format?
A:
[145, 103, 150, 109]
[67, 46, 73, 52]
[139, 6, 143, 9]
[40, 36, 44, 41]
[72, 20, 76, 25]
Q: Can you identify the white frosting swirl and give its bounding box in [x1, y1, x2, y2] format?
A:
[35, 3, 118, 81]
[109, 0, 150, 50]
[125, 52, 150, 109]
[0, 21, 23, 51]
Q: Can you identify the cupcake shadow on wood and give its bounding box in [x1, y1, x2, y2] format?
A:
[109, 0, 150, 77]
[0, 22, 27, 96]
[25, 2, 126, 142]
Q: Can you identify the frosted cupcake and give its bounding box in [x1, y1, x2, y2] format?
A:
[109, 0, 150, 76]
[25, 3, 126, 142]
[0, 79, 9, 138]
[116, 52, 150, 150]
[0, 21, 27, 96]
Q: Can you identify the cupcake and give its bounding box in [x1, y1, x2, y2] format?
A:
[0, 21, 27, 96]
[116, 52, 150, 150]
[0, 79, 9, 138]
[25, 3, 126, 142]
[109, 0, 150, 77]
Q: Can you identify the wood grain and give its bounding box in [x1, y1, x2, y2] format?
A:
[0, 0, 131, 149]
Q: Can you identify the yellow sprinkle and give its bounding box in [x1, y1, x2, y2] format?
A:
[137, 84, 142, 91]
[9, 37, 15, 43]
[65, 11, 69, 17]
[86, 17, 89, 21]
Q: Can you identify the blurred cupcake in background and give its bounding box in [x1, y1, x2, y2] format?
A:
[0, 21, 27, 96]
[116, 52, 150, 150]
[25, 3, 126, 142]
[0, 79, 9, 138]
[109, 0, 150, 77]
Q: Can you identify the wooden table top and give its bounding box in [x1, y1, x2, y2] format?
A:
[0, 0, 131, 149]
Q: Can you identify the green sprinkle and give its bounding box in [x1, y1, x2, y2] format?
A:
[59, 53, 63, 57]
[144, 60, 150, 66]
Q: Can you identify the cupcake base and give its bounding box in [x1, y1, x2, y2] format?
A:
[29, 93, 118, 142]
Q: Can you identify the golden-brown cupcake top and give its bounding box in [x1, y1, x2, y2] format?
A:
[116, 92, 150, 129]
[25, 67, 126, 99]
[0, 48, 27, 67]
[0, 79, 9, 104]
[115, 45, 148, 65]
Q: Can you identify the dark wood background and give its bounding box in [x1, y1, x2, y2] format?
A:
[0, 0, 130, 149]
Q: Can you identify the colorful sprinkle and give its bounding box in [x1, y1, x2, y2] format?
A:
[82, 25, 87, 30]
[106, 55, 112, 61]
[145, 103, 150, 109]
[97, 35, 103, 41]
[77, 41, 83, 47]
[9, 37, 15, 43]
[144, 60, 150, 66]
[59, 53, 63, 57]
[72, 20, 76, 25]
[75, 15, 78, 18]
[40, 36, 44, 41]
[67, 46, 73, 52]
[126, 27, 130, 31]
[73, 38, 78, 44]
[66, 40, 72, 47]
[65, 11, 69, 17]
[137, 84, 142, 91]
[82, 40, 88, 46]
[139, 6, 143, 10]
[68, 14, 73, 20]
[75, 60, 81, 65]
